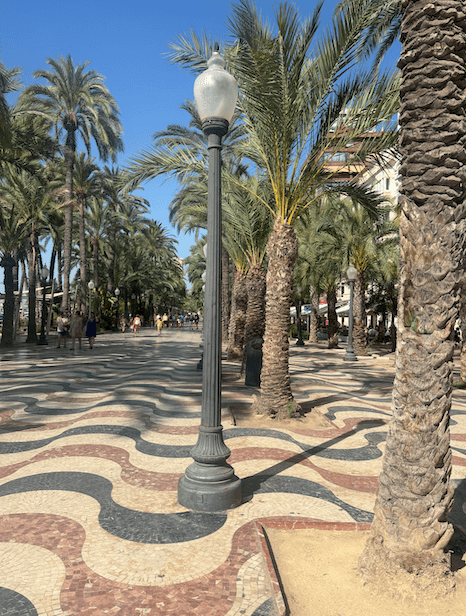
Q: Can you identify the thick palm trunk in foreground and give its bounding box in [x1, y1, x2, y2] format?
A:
[360, 0, 466, 590]
[252, 218, 300, 419]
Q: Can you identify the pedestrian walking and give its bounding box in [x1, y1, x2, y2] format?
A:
[56, 312, 68, 348]
[157, 315, 163, 335]
[120, 315, 127, 333]
[86, 312, 97, 349]
[70, 310, 84, 350]
[133, 314, 141, 333]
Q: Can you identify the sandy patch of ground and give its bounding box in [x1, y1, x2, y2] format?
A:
[266, 529, 466, 616]
[231, 406, 332, 430]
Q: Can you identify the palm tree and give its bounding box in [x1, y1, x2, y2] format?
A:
[167, 0, 397, 418]
[359, 0, 465, 589]
[73, 153, 100, 309]
[0, 202, 28, 346]
[318, 197, 397, 355]
[1, 167, 57, 342]
[18, 55, 123, 314]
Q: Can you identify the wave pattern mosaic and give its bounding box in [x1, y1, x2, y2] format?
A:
[1, 329, 466, 615]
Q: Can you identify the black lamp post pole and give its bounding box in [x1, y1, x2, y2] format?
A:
[178, 118, 242, 512]
[37, 273, 48, 345]
[344, 278, 357, 361]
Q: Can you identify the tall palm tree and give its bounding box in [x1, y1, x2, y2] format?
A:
[18, 55, 123, 314]
[167, 0, 397, 417]
[73, 153, 100, 308]
[359, 0, 466, 588]
[1, 167, 57, 342]
[0, 202, 28, 346]
[318, 197, 397, 355]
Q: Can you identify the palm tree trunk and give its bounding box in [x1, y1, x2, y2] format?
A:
[1, 256, 16, 347]
[353, 271, 367, 355]
[309, 287, 319, 343]
[221, 246, 230, 344]
[243, 262, 266, 347]
[26, 233, 37, 343]
[327, 287, 338, 349]
[360, 0, 466, 587]
[78, 199, 87, 312]
[61, 129, 76, 314]
[252, 217, 300, 419]
[227, 268, 248, 360]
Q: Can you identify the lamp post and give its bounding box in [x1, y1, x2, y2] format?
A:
[37, 266, 49, 345]
[178, 45, 242, 512]
[296, 286, 305, 346]
[88, 281, 95, 319]
[344, 264, 358, 361]
[115, 288, 120, 331]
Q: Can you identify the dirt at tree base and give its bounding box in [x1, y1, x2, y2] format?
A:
[232, 403, 331, 428]
[266, 529, 466, 616]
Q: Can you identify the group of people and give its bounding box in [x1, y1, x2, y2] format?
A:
[119, 314, 142, 333]
[116, 312, 200, 335]
[56, 311, 97, 350]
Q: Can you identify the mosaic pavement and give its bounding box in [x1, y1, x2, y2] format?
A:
[1, 328, 466, 615]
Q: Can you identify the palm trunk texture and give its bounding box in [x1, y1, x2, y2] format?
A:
[353, 272, 367, 355]
[1, 256, 16, 347]
[309, 288, 319, 343]
[61, 132, 75, 315]
[243, 262, 266, 346]
[227, 269, 248, 361]
[78, 201, 87, 313]
[252, 218, 300, 419]
[360, 0, 466, 589]
[327, 287, 339, 349]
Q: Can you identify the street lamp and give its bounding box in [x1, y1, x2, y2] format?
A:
[88, 281, 95, 319]
[296, 286, 305, 346]
[344, 264, 358, 361]
[178, 44, 242, 512]
[37, 266, 49, 345]
[115, 288, 120, 331]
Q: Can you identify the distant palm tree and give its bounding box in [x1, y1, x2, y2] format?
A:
[73, 153, 100, 309]
[0, 202, 28, 346]
[1, 167, 57, 342]
[18, 55, 123, 314]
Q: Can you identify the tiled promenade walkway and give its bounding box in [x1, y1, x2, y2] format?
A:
[1, 328, 466, 615]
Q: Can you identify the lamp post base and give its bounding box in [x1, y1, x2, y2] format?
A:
[36, 337, 48, 346]
[178, 462, 242, 512]
[344, 349, 357, 361]
[296, 338, 305, 346]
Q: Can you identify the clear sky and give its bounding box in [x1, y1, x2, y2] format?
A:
[1, 0, 400, 262]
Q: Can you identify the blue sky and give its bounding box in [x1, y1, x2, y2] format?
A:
[1, 0, 400, 263]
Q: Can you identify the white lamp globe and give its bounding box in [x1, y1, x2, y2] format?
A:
[194, 46, 238, 123]
[346, 264, 358, 281]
